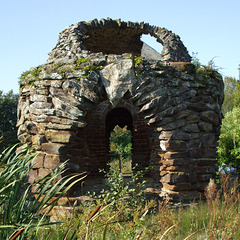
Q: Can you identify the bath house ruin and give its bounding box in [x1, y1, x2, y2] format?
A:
[17, 18, 224, 201]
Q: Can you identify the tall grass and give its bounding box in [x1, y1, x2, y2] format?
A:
[36, 176, 240, 239]
[2, 142, 239, 239]
[0, 144, 86, 239]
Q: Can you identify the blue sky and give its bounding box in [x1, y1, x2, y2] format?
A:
[1, 0, 239, 93]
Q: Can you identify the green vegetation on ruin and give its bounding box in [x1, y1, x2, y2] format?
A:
[192, 53, 222, 80]
[19, 56, 105, 88]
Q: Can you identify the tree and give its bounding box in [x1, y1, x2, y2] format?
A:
[0, 90, 19, 151]
[217, 65, 240, 167]
[109, 125, 132, 173]
[217, 107, 240, 168]
[221, 77, 237, 115]
[233, 80, 240, 108]
[109, 125, 132, 155]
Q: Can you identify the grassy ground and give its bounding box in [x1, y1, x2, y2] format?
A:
[35, 176, 240, 240]
[1, 144, 239, 239]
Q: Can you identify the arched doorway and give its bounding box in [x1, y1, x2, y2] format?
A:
[105, 108, 133, 174]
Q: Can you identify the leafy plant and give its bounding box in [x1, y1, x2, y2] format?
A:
[91, 164, 151, 212]
[109, 125, 132, 155]
[19, 70, 31, 83]
[19, 67, 42, 86]
[233, 80, 240, 108]
[218, 107, 240, 168]
[72, 57, 89, 70]
[191, 52, 201, 68]
[58, 67, 71, 78]
[83, 65, 103, 75]
[30, 67, 42, 78]
[0, 143, 86, 239]
[133, 56, 145, 76]
[133, 56, 143, 69]
[75, 57, 89, 65]
[195, 57, 222, 79]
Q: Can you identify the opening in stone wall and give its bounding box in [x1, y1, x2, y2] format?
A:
[141, 34, 163, 60]
[82, 28, 143, 55]
[108, 125, 132, 174]
[82, 28, 163, 58]
[105, 108, 133, 174]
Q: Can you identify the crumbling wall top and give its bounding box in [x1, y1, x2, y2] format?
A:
[48, 18, 191, 63]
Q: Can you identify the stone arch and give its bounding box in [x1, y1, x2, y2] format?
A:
[18, 19, 224, 201]
[105, 107, 133, 171]
[106, 107, 133, 142]
[74, 100, 151, 175]
[48, 18, 191, 63]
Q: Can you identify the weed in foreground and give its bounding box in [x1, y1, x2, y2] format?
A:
[0, 143, 86, 240]
[36, 172, 240, 239]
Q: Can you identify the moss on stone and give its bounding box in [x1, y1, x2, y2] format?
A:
[73, 57, 89, 70]
[19, 66, 42, 87]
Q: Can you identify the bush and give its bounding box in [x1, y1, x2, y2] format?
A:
[217, 107, 240, 168]
[91, 164, 150, 210]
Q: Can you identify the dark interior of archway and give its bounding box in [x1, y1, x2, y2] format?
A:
[106, 108, 133, 151]
[82, 28, 144, 55]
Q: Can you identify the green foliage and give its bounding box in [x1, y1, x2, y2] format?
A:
[92, 125, 149, 210]
[233, 80, 240, 108]
[217, 107, 240, 168]
[19, 67, 42, 86]
[218, 66, 240, 167]
[73, 57, 104, 78]
[35, 177, 240, 239]
[19, 70, 31, 82]
[45, 62, 66, 72]
[133, 56, 145, 76]
[191, 52, 201, 68]
[109, 125, 132, 155]
[0, 90, 18, 152]
[222, 77, 238, 115]
[192, 54, 222, 80]
[72, 57, 89, 70]
[133, 56, 143, 68]
[83, 64, 103, 75]
[75, 57, 89, 65]
[92, 164, 150, 210]
[0, 143, 86, 239]
[57, 66, 71, 78]
[109, 125, 132, 173]
[203, 58, 221, 72]
[30, 67, 42, 78]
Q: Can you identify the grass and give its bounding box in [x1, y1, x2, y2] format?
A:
[33, 175, 240, 239]
[0, 143, 86, 240]
[1, 142, 240, 239]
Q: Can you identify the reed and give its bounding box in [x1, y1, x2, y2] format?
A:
[0, 144, 86, 239]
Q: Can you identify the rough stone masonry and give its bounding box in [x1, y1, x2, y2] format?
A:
[17, 18, 224, 201]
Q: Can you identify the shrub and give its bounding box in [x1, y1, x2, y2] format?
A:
[91, 164, 150, 211]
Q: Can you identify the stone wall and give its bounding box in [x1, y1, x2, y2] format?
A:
[17, 19, 224, 201]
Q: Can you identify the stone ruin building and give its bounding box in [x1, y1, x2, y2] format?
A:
[17, 18, 224, 201]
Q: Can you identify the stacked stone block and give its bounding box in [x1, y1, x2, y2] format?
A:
[17, 19, 224, 201]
